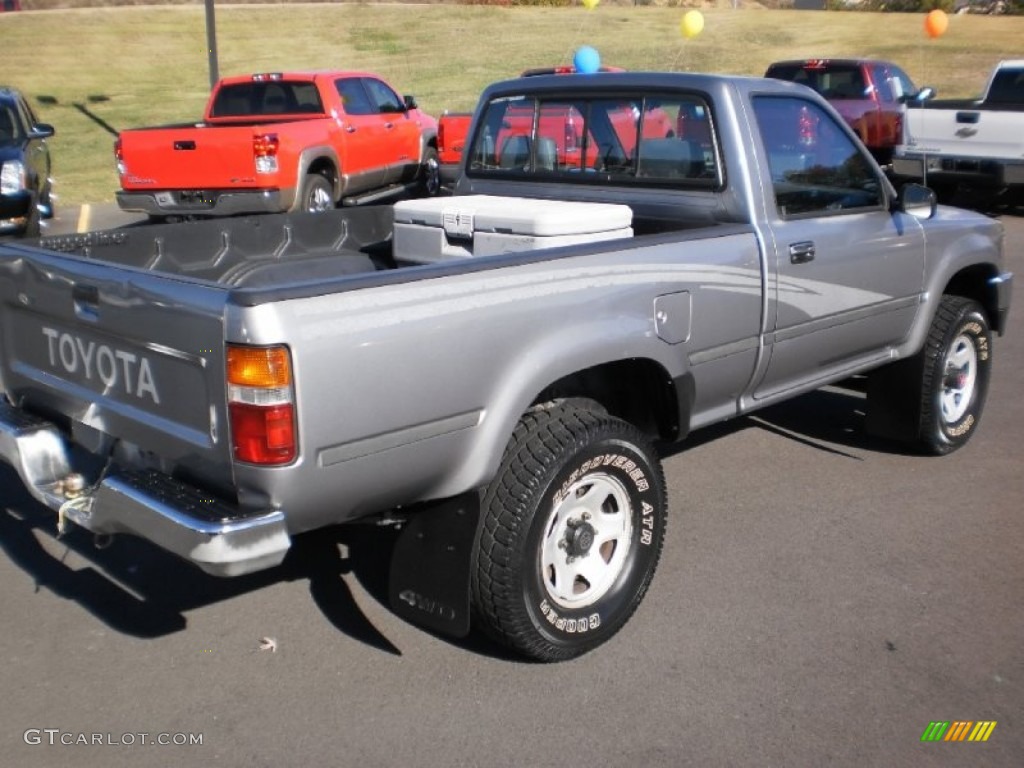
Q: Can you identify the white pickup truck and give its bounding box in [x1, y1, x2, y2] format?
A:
[0, 72, 1013, 661]
[893, 60, 1024, 204]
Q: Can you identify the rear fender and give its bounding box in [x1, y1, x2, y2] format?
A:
[294, 147, 341, 206]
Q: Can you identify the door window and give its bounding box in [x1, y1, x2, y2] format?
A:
[753, 95, 884, 218]
[335, 78, 375, 116]
[363, 78, 404, 114]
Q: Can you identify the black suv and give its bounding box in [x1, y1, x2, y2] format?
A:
[1, 87, 54, 237]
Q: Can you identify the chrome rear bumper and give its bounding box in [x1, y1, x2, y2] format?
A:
[0, 400, 290, 577]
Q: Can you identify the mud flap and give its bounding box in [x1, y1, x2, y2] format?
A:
[865, 358, 923, 443]
[388, 492, 480, 638]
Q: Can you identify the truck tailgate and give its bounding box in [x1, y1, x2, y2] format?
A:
[119, 124, 262, 190]
[0, 244, 234, 492]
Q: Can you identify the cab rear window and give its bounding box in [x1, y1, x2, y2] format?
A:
[466, 93, 721, 189]
[766, 63, 868, 101]
[210, 82, 325, 117]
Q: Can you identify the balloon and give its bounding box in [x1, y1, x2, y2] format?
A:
[573, 46, 601, 75]
[581, 0, 600, 10]
[681, 10, 704, 40]
[924, 9, 948, 38]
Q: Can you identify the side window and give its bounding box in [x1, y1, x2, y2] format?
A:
[0, 103, 19, 140]
[17, 97, 38, 131]
[870, 65, 894, 103]
[753, 96, 883, 217]
[363, 78, 404, 114]
[335, 78, 374, 116]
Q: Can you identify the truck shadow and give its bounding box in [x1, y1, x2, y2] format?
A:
[0, 383, 899, 658]
[0, 470, 513, 658]
[661, 378, 915, 461]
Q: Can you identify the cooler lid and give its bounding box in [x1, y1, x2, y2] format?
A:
[393, 195, 633, 237]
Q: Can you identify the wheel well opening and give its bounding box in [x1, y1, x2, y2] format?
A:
[944, 264, 1001, 331]
[533, 359, 681, 443]
[306, 158, 338, 187]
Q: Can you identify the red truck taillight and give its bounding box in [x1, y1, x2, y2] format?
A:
[253, 133, 279, 174]
[564, 116, 577, 153]
[114, 137, 126, 175]
[798, 106, 817, 147]
[227, 344, 296, 466]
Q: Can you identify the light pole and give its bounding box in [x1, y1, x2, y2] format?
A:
[205, 0, 219, 90]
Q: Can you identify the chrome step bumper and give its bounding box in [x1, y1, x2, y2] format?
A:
[0, 400, 290, 577]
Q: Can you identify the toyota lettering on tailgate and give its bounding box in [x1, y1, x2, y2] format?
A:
[41, 327, 161, 404]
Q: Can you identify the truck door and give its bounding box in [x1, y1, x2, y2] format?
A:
[361, 76, 421, 184]
[749, 94, 926, 400]
[333, 78, 387, 194]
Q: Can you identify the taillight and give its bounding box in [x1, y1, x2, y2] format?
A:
[798, 106, 816, 147]
[564, 115, 577, 153]
[438, 119, 446, 151]
[253, 133, 279, 174]
[114, 137, 126, 175]
[227, 344, 296, 465]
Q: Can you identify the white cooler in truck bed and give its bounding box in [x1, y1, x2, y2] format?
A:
[392, 195, 633, 265]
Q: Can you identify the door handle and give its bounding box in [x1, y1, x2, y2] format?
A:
[384, 122, 394, 130]
[789, 241, 815, 265]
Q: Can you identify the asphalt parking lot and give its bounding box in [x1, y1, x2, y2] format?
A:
[0, 208, 1021, 767]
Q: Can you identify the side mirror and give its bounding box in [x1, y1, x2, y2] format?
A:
[900, 87, 935, 104]
[896, 183, 937, 219]
[29, 123, 55, 139]
[403, 95, 418, 112]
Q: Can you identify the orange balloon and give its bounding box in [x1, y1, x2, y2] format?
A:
[924, 9, 948, 39]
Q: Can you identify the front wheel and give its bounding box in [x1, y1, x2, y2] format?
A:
[419, 147, 440, 197]
[918, 295, 993, 455]
[471, 402, 667, 662]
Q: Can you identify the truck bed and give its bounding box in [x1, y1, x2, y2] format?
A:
[34, 194, 727, 295]
[35, 207, 394, 289]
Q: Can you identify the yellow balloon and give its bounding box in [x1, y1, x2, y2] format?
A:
[681, 10, 704, 39]
[582, 0, 600, 9]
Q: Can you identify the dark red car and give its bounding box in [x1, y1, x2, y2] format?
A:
[765, 58, 933, 165]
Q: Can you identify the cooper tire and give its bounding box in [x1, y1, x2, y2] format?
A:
[472, 402, 667, 662]
[918, 295, 992, 455]
[299, 173, 334, 213]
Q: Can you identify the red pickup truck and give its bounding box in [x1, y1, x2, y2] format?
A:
[765, 59, 933, 165]
[115, 71, 439, 218]
[437, 66, 634, 185]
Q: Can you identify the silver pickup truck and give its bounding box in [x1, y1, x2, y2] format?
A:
[0, 73, 1013, 661]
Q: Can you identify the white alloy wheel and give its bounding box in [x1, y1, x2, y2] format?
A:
[940, 332, 978, 424]
[540, 472, 634, 610]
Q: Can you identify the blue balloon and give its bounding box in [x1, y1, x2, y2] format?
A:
[573, 46, 601, 75]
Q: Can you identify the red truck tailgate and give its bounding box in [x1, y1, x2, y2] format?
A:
[0, 245, 235, 492]
[119, 123, 264, 190]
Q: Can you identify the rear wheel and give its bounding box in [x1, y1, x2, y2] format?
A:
[299, 173, 334, 213]
[471, 402, 667, 662]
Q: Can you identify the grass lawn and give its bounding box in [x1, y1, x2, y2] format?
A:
[2, 4, 1021, 204]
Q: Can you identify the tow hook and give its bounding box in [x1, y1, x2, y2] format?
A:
[56, 472, 93, 537]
